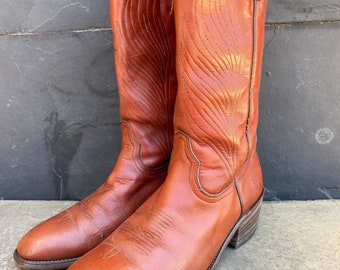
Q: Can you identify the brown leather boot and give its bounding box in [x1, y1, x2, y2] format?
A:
[68, 0, 267, 269]
[13, 1, 176, 269]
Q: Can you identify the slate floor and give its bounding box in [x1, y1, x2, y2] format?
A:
[1, 200, 340, 270]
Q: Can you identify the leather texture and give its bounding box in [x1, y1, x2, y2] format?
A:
[15, 0, 177, 263]
[68, 0, 267, 269]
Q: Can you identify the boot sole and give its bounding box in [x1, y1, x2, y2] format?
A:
[208, 191, 264, 270]
[13, 250, 78, 270]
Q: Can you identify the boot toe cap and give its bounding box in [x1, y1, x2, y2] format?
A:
[16, 225, 72, 261]
[16, 212, 85, 262]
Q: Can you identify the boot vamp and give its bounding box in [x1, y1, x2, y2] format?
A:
[16, 166, 166, 262]
[68, 134, 243, 270]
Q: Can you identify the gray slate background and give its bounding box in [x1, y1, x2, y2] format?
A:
[0, 0, 339, 200]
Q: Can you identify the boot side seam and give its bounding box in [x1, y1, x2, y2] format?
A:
[245, 0, 259, 159]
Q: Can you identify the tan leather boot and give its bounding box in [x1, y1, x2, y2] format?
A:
[68, 0, 267, 269]
[13, 1, 176, 269]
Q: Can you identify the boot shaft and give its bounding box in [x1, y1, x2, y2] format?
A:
[110, 0, 177, 168]
[173, 0, 267, 196]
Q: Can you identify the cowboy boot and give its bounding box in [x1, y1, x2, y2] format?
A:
[68, 0, 267, 269]
[13, 1, 176, 269]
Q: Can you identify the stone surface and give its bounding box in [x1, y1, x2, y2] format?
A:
[258, 22, 340, 200]
[0, 30, 120, 200]
[0, 0, 110, 34]
[0, 200, 339, 269]
[218, 200, 340, 270]
[267, 0, 340, 23]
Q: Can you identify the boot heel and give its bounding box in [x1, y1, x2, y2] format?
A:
[229, 196, 263, 248]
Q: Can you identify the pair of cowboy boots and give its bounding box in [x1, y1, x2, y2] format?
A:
[14, 0, 267, 269]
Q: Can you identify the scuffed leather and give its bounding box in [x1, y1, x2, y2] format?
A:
[16, 0, 177, 262]
[69, 0, 267, 269]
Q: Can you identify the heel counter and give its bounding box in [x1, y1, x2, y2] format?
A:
[235, 150, 263, 213]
